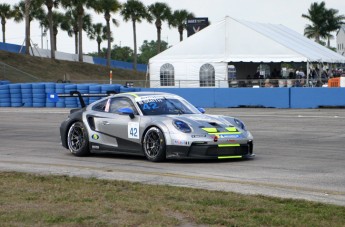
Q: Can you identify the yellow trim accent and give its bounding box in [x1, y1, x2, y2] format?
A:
[128, 93, 139, 98]
[209, 132, 242, 135]
[202, 128, 218, 133]
[225, 127, 238, 132]
[218, 155, 242, 159]
[218, 144, 240, 147]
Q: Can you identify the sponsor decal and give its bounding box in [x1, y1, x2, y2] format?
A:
[218, 134, 241, 139]
[135, 96, 164, 104]
[173, 140, 190, 145]
[91, 134, 99, 140]
[191, 134, 207, 138]
[47, 93, 59, 102]
[92, 145, 99, 149]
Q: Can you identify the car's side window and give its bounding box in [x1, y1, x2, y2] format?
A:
[108, 97, 138, 115]
[92, 99, 108, 112]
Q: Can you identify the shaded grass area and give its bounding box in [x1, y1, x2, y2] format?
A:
[0, 172, 345, 226]
[0, 51, 146, 83]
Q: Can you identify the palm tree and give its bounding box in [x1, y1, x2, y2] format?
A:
[324, 8, 345, 47]
[92, 0, 122, 67]
[43, 0, 60, 59]
[169, 9, 194, 42]
[61, 0, 92, 62]
[148, 2, 171, 54]
[38, 11, 65, 51]
[302, 1, 328, 44]
[121, 0, 151, 71]
[60, 9, 92, 54]
[0, 3, 15, 43]
[87, 23, 107, 57]
[13, 0, 45, 55]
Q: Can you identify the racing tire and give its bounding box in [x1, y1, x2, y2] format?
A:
[143, 127, 166, 162]
[67, 121, 90, 157]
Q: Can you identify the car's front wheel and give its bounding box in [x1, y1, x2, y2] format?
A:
[67, 121, 90, 156]
[143, 127, 166, 162]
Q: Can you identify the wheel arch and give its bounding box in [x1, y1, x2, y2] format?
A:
[141, 122, 170, 146]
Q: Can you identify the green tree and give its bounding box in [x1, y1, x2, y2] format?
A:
[148, 2, 171, 54]
[302, 1, 328, 44]
[13, 0, 45, 55]
[61, 0, 92, 62]
[42, 0, 60, 59]
[110, 45, 133, 62]
[92, 0, 122, 67]
[87, 23, 107, 57]
[60, 9, 92, 54]
[138, 39, 168, 64]
[324, 8, 345, 47]
[169, 10, 194, 42]
[121, 0, 151, 71]
[0, 3, 15, 43]
[38, 11, 64, 51]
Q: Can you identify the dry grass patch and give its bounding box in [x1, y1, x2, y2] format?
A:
[0, 172, 345, 226]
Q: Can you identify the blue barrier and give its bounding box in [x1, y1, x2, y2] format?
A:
[0, 42, 25, 54]
[141, 88, 290, 108]
[214, 88, 290, 108]
[89, 85, 102, 104]
[93, 57, 147, 72]
[0, 83, 344, 108]
[290, 88, 345, 108]
[0, 80, 10, 85]
[21, 83, 33, 107]
[141, 88, 345, 108]
[0, 84, 10, 107]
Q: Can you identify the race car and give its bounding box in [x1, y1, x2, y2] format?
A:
[59, 92, 254, 162]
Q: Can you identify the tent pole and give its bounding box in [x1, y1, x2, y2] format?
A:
[307, 61, 310, 87]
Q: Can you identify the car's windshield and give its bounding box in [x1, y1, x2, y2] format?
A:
[136, 95, 200, 115]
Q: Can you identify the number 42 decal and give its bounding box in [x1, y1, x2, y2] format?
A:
[128, 122, 139, 139]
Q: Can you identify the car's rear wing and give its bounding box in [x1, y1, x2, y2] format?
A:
[49, 90, 117, 108]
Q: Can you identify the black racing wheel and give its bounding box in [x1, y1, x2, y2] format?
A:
[67, 122, 90, 156]
[142, 127, 166, 162]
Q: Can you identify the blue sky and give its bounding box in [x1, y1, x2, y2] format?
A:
[1, 0, 344, 54]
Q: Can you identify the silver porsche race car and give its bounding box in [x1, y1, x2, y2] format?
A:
[60, 92, 254, 162]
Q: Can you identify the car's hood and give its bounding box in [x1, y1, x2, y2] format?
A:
[166, 114, 240, 133]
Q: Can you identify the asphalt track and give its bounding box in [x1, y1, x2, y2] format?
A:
[0, 107, 345, 206]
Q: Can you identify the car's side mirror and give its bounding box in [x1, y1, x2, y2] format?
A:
[118, 107, 135, 119]
[197, 107, 205, 114]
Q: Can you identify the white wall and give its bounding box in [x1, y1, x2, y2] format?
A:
[30, 47, 94, 64]
[149, 61, 228, 88]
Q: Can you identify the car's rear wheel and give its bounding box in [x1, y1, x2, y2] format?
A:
[67, 121, 89, 156]
[143, 127, 166, 162]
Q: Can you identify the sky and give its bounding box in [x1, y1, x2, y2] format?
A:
[1, 0, 344, 55]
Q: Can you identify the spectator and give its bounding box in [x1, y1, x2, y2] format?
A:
[264, 79, 273, 88]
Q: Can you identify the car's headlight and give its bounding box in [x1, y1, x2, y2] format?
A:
[234, 118, 246, 130]
[172, 120, 192, 133]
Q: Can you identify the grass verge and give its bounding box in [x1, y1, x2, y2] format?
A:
[0, 51, 146, 83]
[0, 172, 344, 226]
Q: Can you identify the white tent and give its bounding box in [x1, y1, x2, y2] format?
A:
[149, 16, 345, 88]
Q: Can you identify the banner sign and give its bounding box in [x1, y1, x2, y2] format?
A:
[187, 18, 209, 37]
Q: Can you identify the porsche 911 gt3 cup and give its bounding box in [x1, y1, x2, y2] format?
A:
[59, 92, 254, 162]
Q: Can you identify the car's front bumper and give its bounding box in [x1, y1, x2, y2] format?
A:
[166, 141, 254, 159]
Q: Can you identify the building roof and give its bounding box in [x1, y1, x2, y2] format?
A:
[150, 16, 345, 64]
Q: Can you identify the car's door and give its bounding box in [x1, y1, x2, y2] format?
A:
[93, 97, 142, 152]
